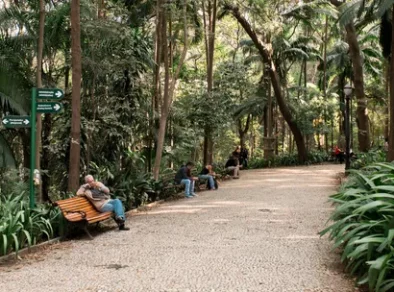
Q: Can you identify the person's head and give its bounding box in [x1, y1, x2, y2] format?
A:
[186, 162, 195, 169]
[235, 146, 241, 153]
[85, 175, 95, 187]
[206, 164, 212, 170]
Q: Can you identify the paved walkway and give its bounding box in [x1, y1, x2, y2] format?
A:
[0, 165, 357, 292]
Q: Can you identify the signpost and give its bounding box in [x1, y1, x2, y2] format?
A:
[2, 116, 31, 128]
[0, 88, 64, 209]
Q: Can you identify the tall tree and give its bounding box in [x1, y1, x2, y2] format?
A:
[330, 0, 371, 152]
[68, 0, 82, 191]
[389, 6, 394, 161]
[225, 4, 307, 162]
[36, 0, 45, 200]
[153, 0, 189, 180]
[202, 0, 217, 165]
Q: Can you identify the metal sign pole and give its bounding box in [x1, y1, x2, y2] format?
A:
[29, 88, 37, 209]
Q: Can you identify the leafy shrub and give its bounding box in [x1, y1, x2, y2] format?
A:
[351, 149, 386, 170]
[90, 150, 154, 210]
[248, 151, 329, 169]
[0, 192, 54, 256]
[321, 162, 394, 291]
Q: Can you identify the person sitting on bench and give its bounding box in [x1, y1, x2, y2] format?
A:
[225, 155, 240, 179]
[199, 164, 218, 190]
[175, 162, 198, 198]
[77, 175, 129, 231]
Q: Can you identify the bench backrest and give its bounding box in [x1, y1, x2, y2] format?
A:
[55, 196, 112, 223]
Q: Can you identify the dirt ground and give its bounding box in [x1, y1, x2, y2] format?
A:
[0, 164, 358, 292]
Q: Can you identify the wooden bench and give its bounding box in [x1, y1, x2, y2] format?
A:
[55, 196, 113, 239]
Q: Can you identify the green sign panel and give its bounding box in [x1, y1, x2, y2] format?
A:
[36, 102, 63, 113]
[37, 88, 64, 99]
[2, 116, 31, 128]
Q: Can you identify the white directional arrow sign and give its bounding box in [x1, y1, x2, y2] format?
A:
[37, 88, 64, 100]
[36, 102, 63, 113]
[1, 116, 31, 128]
[53, 104, 61, 111]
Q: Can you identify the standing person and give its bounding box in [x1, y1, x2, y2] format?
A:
[240, 145, 249, 169]
[199, 164, 218, 190]
[174, 162, 198, 198]
[225, 155, 240, 179]
[77, 175, 129, 231]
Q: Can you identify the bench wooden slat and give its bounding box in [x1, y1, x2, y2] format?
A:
[55, 197, 114, 223]
[55, 196, 116, 239]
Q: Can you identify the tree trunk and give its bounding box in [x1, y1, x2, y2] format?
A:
[227, 5, 307, 162]
[388, 6, 394, 161]
[202, 0, 217, 165]
[345, 23, 370, 152]
[68, 0, 82, 192]
[385, 61, 390, 140]
[330, 0, 370, 151]
[323, 15, 329, 152]
[35, 0, 45, 200]
[238, 114, 251, 146]
[153, 0, 188, 180]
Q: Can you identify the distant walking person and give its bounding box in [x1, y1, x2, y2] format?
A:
[77, 175, 129, 230]
[175, 162, 198, 198]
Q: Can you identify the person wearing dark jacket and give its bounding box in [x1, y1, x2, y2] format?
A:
[225, 156, 240, 179]
[174, 162, 198, 198]
[240, 146, 249, 168]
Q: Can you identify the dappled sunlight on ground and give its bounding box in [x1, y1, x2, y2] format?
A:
[0, 164, 355, 292]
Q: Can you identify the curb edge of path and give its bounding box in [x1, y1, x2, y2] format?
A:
[0, 200, 166, 264]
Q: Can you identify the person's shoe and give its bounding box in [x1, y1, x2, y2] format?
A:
[233, 176, 240, 179]
[119, 224, 130, 231]
[185, 194, 193, 198]
[191, 193, 198, 197]
[115, 216, 125, 224]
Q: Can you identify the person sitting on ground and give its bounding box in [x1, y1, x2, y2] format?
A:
[199, 164, 218, 190]
[76, 175, 129, 231]
[174, 162, 198, 198]
[225, 155, 240, 179]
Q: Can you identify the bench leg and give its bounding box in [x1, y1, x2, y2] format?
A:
[83, 224, 94, 240]
[59, 213, 67, 240]
[76, 221, 94, 240]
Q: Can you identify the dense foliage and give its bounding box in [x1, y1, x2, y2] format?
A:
[322, 163, 394, 291]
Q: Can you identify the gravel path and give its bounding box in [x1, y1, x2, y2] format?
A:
[0, 164, 357, 292]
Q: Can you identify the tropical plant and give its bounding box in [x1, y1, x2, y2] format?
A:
[321, 162, 394, 291]
[0, 192, 54, 256]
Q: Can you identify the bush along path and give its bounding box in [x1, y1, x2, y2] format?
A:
[0, 165, 355, 292]
[322, 162, 394, 292]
